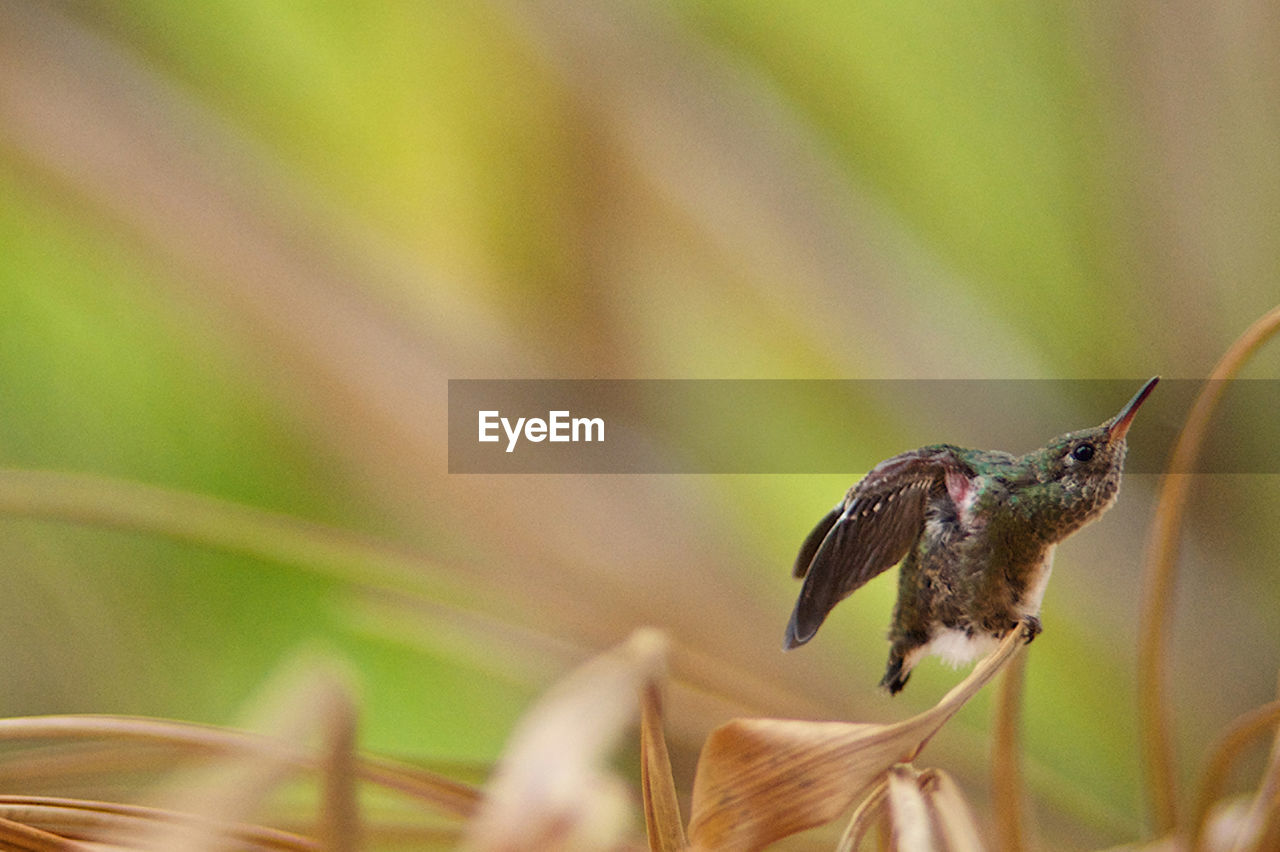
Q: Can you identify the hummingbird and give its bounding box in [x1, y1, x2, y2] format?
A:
[784, 377, 1159, 694]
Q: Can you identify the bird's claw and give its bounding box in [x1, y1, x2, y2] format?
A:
[1020, 615, 1042, 644]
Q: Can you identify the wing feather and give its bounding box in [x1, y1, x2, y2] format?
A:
[784, 447, 968, 649]
[792, 504, 841, 579]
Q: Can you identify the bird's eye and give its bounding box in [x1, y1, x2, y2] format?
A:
[1072, 443, 1095, 462]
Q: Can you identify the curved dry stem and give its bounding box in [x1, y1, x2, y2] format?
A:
[992, 653, 1027, 852]
[0, 466, 592, 695]
[1137, 303, 1280, 834]
[0, 812, 93, 852]
[1189, 699, 1280, 851]
[0, 795, 316, 851]
[836, 779, 888, 852]
[0, 715, 481, 818]
[0, 468, 456, 601]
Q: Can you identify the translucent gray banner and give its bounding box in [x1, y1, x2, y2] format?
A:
[447, 380, 1277, 474]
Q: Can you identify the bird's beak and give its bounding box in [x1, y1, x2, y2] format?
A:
[1108, 376, 1159, 441]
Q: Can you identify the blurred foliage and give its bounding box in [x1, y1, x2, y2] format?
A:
[1, 1, 1278, 848]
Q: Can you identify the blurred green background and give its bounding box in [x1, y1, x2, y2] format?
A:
[1, 1, 1278, 848]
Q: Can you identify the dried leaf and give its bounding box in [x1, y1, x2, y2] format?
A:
[923, 769, 985, 852]
[640, 681, 687, 852]
[687, 626, 1026, 851]
[463, 629, 668, 852]
[887, 765, 934, 852]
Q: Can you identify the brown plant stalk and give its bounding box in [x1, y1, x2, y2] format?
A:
[0, 795, 317, 851]
[992, 653, 1028, 852]
[1138, 303, 1280, 834]
[0, 715, 480, 818]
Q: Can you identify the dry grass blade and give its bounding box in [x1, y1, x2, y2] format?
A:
[640, 681, 686, 852]
[687, 625, 1027, 852]
[462, 628, 668, 852]
[1138, 303, 1280, 833]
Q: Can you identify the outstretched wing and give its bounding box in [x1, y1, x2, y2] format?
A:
[784, 446, 970, 649]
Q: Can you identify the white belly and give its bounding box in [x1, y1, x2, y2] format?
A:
[910, 629, 1000, 669]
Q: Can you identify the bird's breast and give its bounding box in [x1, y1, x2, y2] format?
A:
[1016, 543, 1057, 616]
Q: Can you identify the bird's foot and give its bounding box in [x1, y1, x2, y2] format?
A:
[1019, 615, 1042, 644]
[879, 653, 910, 695]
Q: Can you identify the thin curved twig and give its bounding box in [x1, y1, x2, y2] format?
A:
[0, 795, 316, 851]
[1137, 304, 1280, 834]
[0, 715, 481, 818]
